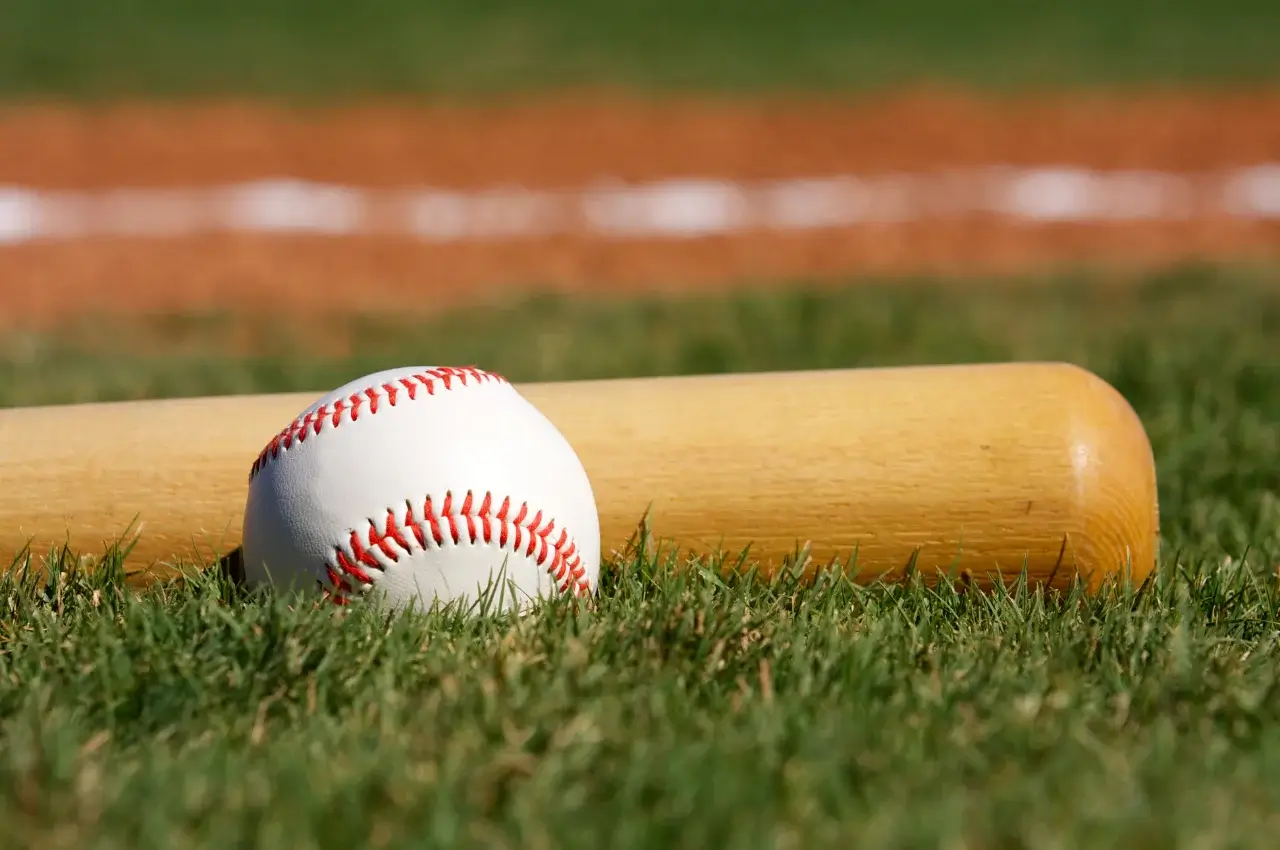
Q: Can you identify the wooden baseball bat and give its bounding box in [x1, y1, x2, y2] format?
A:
[0, 362, 1158, 593]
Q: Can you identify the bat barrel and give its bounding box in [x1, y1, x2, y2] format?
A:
[523, 362, 1159, 592]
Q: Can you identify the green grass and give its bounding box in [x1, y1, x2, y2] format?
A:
[3, 0, 1280, 100]
[2, 264, 1279, 847]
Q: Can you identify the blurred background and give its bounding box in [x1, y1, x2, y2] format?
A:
[1, 0, 1277, 331]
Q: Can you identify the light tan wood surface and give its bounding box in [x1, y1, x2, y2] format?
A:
[0, 362, 1159, 592]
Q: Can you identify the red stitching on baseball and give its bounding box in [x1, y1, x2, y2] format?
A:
[321, 489, 590, 606]
[248, 366, 508, 482]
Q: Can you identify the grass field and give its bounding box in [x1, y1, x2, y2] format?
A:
[1, 265, 1278, 847]
[4, 0, 1280, 98]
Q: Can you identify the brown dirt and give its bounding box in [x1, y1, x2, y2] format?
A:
[2, 88, 1279, 328]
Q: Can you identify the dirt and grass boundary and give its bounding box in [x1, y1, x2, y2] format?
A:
[2, 89, 1278, 330]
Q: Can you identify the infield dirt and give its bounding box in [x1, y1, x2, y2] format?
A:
[2, 88, 1278, 328]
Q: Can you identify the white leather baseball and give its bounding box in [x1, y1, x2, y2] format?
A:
[241, 366, 601, 614]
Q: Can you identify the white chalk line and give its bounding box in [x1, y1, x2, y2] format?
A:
[1, 164, 1278, 245]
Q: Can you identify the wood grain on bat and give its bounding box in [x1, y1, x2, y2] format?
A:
[0, 362, 1159, 592]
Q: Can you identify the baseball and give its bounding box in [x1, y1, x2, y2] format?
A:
[241, 365, 601, 614]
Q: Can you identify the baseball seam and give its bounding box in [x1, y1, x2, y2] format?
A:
[322, 489, 590, 605]
[248, 365, 507, 483]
